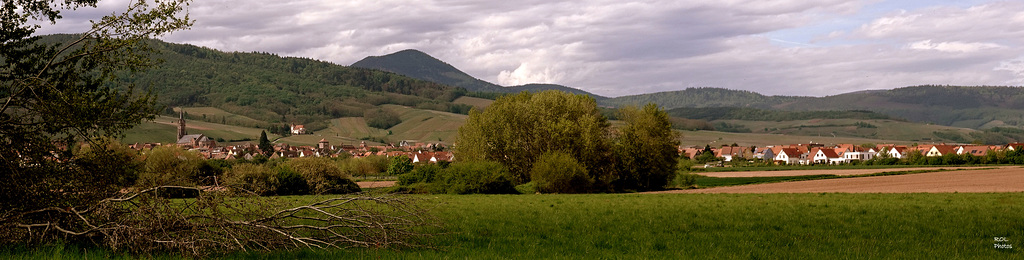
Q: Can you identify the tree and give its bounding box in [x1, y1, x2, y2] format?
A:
[259, 130, 273, 156]
[387, 155, 414, 176]
[2, 0, 192, 213]
[612, 104, 680, 191]
[455, 91, 612, 185]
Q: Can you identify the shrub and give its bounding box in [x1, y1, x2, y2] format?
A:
[275, 166, 309, 195]
[397, 164, 442, 185]
[287, 157, 361, 194]
[531, 151, 592, 193]
[514, 182, 537, 194]
[138, 146, 205, 187]
[224, 164, 278, 195]
[672, 173, 700, 189]
[435, 161, 517, 194]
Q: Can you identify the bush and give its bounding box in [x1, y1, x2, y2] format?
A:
[672, 173, 699, 189]
[224, 164, 278, 195]
[138, 146, 205, 187]
[275, 166, 309, 195]
[397, 164, 442, 185]
[531, 151, 592, 193]
[435, 161, 517, 194]
[514, 182, 537, 194]
[287, 157, 361, 194]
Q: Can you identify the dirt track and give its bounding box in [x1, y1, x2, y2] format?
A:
[655, 166, 1024, 194]
[698, 166, 1002, 177]
[357, 181, 396, 188]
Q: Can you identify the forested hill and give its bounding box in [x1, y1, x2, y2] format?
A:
[351, 49, 504, 93]
[666, 107, 895, 122]
[351, 49, 607, 99]
[600, 88, 807, 109]
[606, 86, 1024, 129]
[37, 35, 473, 130]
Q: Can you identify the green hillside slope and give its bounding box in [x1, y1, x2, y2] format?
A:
[606, 86, 1024, 130]
[24, 34, 476, 131]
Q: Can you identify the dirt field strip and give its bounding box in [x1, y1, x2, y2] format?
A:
[698, 166, 1005, 177]
[357, 181, 396, 188]
[656, 166, 1024, 194]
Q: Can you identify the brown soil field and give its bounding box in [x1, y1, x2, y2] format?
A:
[656, 166, 1024, 194]
[699, 166, 1003, 177]
[357, 181, 396, 189]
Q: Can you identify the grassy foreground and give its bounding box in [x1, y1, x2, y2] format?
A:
[6, 193, 1023, 259]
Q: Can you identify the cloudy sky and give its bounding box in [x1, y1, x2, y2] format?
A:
[37, 0, 1024, 97]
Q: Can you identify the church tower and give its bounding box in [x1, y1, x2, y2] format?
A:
[177, 108, 187, 140]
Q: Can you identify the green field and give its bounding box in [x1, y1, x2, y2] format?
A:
[176, 107, 270, 128]
[11, 193, 1023, 259]
[121, 115, 280, 144]
[453, 96, 494, 109]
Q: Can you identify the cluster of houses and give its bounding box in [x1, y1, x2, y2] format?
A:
[681, 143, 1024, 165]
[126, 111, 453, 163]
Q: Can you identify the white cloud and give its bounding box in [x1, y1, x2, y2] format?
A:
[908, 40, 1004, 53]
[29, 0, 1024, 97]
[996, 57, 1024, 84]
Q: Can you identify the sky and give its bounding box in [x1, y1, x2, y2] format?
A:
[35, 0, 1024, 97]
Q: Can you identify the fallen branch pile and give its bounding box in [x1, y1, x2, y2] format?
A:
[1, 186, 440, 256]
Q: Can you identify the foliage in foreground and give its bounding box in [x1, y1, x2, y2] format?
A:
[0, 188, 439, 257]
[11, 193, 1021, 259]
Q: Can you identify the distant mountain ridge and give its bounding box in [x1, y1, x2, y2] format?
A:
[351, 49, 607, 99]
[605, 85, 1024, 129]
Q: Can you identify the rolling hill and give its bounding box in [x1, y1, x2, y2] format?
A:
[606, 86, 1024, 130]
[29, 34, 476, 132]
[44, 34, 1014, 146]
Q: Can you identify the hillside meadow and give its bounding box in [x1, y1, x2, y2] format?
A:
[9, 193, 1022, 259]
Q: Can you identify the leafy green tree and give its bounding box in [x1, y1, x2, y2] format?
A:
[455, 91, 612, 185]
[1, 0, 191, 214]
[387, 155, 414, 176]
[612, 104, 680, 191]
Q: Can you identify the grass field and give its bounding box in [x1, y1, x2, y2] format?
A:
[121, 115, 280, 144]
[10, 193, 1022, 259]
[176, 107, 270, 127]
[452, 96, 494, 109]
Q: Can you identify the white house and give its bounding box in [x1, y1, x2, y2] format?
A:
[811, 148, 842, 165]
[774, 148, 803, 165]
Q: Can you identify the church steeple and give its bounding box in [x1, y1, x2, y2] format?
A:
[177, 108, 187, 140]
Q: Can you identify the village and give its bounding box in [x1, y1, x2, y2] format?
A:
[129, 111, 1024, 167]
[681, 142, 1024, 165]
[126, 111, 454, 163]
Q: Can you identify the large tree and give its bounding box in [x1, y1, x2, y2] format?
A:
[612, 104, 680, 191]
[1, 0, 191, 217]
[455, 90, 614, 186]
